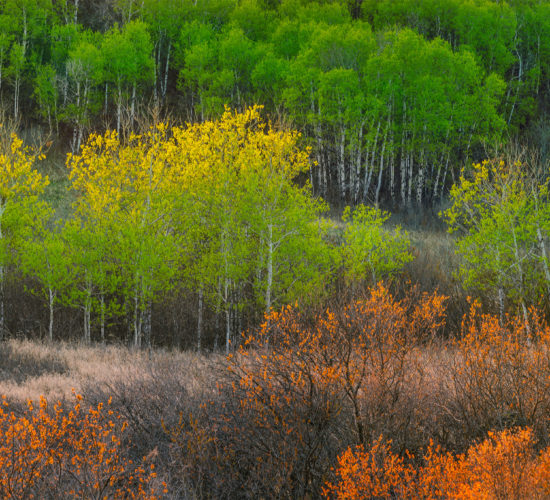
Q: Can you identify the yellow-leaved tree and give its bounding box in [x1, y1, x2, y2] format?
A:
[68, 123, 188, 346]
[68, 107, 333, 348]
[0, 129, 49, 339]
[169, 106, 333, 352]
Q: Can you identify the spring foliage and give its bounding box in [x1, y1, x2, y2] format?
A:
[0, 395, 160, 499]
[443, 158, 550, 318]
[63, 106, 333, 345]
[341, 205, 412, 284]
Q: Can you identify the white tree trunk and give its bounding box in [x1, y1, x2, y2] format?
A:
[225, 278, 231, 354]
[100, 292, 105, 343]
[375, 125, 389, 206]
[197, 286, 203, 351]
[162, 40, 171, 101]
[48, 287, 55, 342]
[265, 223, 273, 317]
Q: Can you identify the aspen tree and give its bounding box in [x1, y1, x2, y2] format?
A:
[0, 130, 48, 339]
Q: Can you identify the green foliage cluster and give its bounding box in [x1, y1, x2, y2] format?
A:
[0, 0, 547, 205]
[341, 205, 413, 285]
[1, 109, 412, 347]
[443, 157, 550, 323]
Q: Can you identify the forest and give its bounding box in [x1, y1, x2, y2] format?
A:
[2, 0, 550, 498]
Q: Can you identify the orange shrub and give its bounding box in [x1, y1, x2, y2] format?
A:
[217, 283, 446, 497]
[0, 394, 160, 499]
[326, 427, 550, 500]
[446, 301, 550, 446]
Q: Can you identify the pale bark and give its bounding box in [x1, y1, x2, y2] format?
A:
[511, 225, 530, 333]
[338, 125, 346, 201]
[375, 124, 389, 206]
[100, 292, 105, 343]
[416, 148, 425, 207]
[83, 282, 92, 344]
[162, 40, 171, 102]
[133, 277, 142, 347]
[536, 224, 550, 299]
[354, 123, 363, 203]
[197, 287, 203, 351]
[48, 287, 55, 342]
[407, 152, 414, 206]
[400, 101, 407, 205]
[265, 223, 273, 317]
[225, 278, 231, 354]
[143, 300, 152, 347]
[364, 121, 380, 201]
[116, 82, 122, 134]
[131, 82, 136, 125]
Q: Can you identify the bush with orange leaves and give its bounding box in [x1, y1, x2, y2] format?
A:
[443, 301, 550, 449]
[0, 394, 160, 499]
[325, 426, 550, 499]
[201, 283, 447, 498]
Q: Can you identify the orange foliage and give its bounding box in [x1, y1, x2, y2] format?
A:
[0, 394, 160, 499]
[448, 300, 550, 442]
[223, 283, 446, 497]
[326, 427, 550, 500]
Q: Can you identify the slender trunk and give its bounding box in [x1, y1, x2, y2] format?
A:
[84, 284, 92, 344]
[407, 152, 414, 207]
[416, 147, 426, 207]
[48, 287, 54, 342]
[339, 125, 346, 202]
[400, 101, 407, 206]
[354, 123, 363, 203]
[197, 286, 203, 351]
[154, 40, 159, 103]
[521, 300, 529, 334]
[117, 83, 122, 134]
[100, 292, 105, 343]
[508, 49, 523, 125]
[498, 287, 505, 325]
[400, 149, 407, 206]
[536, 224, 550, 298]
[364, 121, 380, 201]
[225, 278, 231, 355]
[133, 278, 141, 348]
[162, 40, 171, 102]
[434, 125, 451, 202]
[440, 153, 450, 201]
[375, 124, 389, 206]
[312, 86, 323, 196]
[144, 299, 152, 347]
[131, 82, 136, 125]
[14, 74, 20, 120]
[511, 225, 529, 333]
[104, 82, 108, 115]
[265, 223, 273, 318]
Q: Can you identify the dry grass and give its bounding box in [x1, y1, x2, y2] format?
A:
[0, 339, 220, 405]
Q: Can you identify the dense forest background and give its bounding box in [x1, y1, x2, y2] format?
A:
[1, 0, 549, 206]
